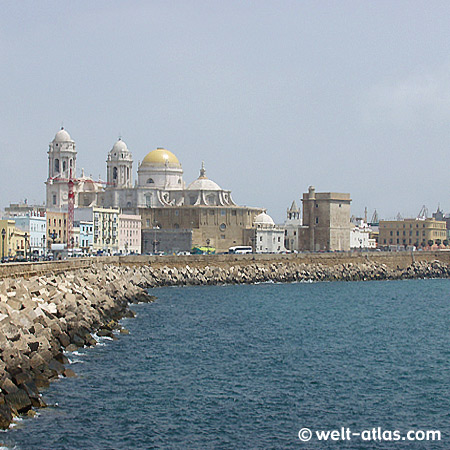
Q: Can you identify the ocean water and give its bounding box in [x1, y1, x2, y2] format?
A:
[3, 279, 450, 449]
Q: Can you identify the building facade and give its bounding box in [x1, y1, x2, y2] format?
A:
[74, 220, 94, 254]
[75, 207, 120, 254]
[13, 213, 47, 256]
[46, 211, 68, 248]
[118, 213, 141, 254]
[378, 218, 447, 249]
[253, 212, 286, 253]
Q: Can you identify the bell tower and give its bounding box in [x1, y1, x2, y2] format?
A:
[106, 138, 133, 188]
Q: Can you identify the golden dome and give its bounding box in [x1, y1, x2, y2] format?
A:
[142, 148, 181, 166]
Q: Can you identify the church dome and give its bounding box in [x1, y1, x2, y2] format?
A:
[187, 178, 221, 191]
[254, 212, 275, 225]
[142, 148, 181, 167]
[112, 139, 128, 152]
[54, 128, 72, 142]
[187, 162, 221, 191]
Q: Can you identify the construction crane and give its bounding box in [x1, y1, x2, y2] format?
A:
[49, 171, 111, 249]
[370, 209, 379, 225]
[417, 205, 429, 220]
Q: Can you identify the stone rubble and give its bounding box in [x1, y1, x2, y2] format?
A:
[0, 258, 449, 429]
[0, 264, 154, 429]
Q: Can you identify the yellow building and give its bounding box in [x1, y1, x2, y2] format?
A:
[0, 220, 27, 259]
[378, 218, 447, 248]
[46, 211, 68, 247]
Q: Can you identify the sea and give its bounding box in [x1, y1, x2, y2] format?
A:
[2, 279, 450, 449]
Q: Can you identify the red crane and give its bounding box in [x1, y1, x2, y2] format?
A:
[48, 171, 111, 249]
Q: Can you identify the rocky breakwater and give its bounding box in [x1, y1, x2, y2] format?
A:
[129, 259, 450, 287]
[0, 264, 154, 429]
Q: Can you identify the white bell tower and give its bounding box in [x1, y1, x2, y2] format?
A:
[46, 128, 77, 209]
[106, 138, 133, 188]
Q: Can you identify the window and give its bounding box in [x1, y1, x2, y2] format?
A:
[63, 161, 66, 172]
[55, 159, 59, 172]
[315, 217, 319, 224]
[147, 178, 154, 184]
[113, 167, 118, 180]
[52, 194, 57, 205]
[221, 210, 226, 216]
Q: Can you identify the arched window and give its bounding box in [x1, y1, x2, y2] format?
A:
[145, 194, 152, 207]
[55, 159, 60, 172]
[113, 167, 118, 180]
[63, 161, 67, 172]
[147, 178, 154, 184]
[69, 159, 73, 167]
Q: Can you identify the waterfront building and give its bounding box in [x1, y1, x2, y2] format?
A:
[298, 186, 352, 252]
[378, 218, 447, 249]
[141, 228, 192, 254]
[74, 220, 94, 254]
[13, 213, 47, 256]
[74, 207, 120, 254]
[43, 128, 262, 254]
[253, 212, 286, 253]
[350, 220, 375, 249]
[139, 204, 261, 253]
[46, 211, 68, 248]
[0, 220, 15, 259]
[118, 213, 141, 254]
[284, 201, 302, 251]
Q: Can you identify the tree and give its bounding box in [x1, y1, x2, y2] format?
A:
[436, 239, 442, 246]
[428, 239, 434, 247]
[444, 240, 449, 247]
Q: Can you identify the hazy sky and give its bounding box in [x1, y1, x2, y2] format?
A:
[1, 1, 450, 222]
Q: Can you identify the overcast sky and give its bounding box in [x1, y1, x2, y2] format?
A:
[1, 1, 450, 222]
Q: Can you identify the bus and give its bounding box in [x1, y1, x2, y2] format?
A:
[228, 246, 253, 254]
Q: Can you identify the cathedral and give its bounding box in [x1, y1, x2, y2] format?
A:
[45, 128, 262, 252]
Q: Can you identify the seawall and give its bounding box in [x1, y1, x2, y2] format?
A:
[1, 250, 450, 279]
[1, 252, 450, 429]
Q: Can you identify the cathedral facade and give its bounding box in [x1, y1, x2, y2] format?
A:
[45, 128, 262, 252]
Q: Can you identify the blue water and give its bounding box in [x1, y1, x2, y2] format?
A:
[3, 279, 450, 449]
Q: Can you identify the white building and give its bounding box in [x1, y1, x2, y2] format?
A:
[74, 207, 120, 254]
[13, 213, 47, 256]
[45, 128, 237, 212]
[118, 213, 141, 254]
[350, 220, 375, 249]
[254, 212, 286, 254]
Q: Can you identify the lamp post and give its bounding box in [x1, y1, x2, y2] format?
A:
[24, 233, 28, 261]
[42, 235, 46, 258]
[1, 228, 6, 262]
